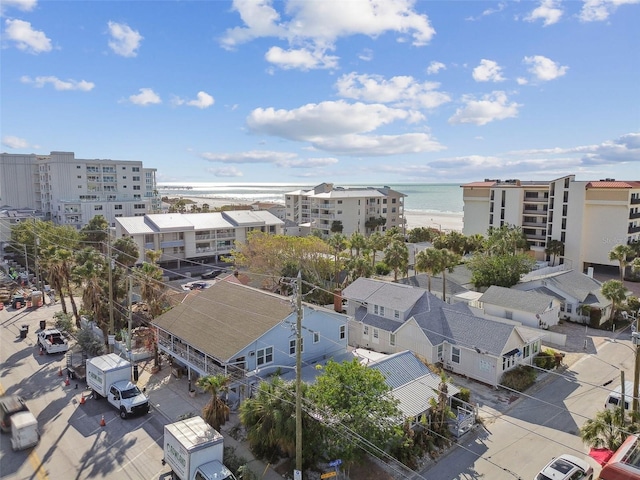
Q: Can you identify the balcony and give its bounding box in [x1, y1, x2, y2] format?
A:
[631, 198, 640, 205]
[522, 209, 548, 216]
[630, 212, 640, 219]
[629, 226, 640, 234]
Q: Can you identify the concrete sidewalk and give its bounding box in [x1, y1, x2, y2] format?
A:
[137, 361, 285, 480]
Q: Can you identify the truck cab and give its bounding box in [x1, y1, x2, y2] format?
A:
[194, 461, 235, 480]
[108, 381, 149, 418]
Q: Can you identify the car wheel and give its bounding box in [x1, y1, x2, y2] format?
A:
[119, 408, 127, 419]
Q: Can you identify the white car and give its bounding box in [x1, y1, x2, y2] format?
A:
[535, 454, 593, 480]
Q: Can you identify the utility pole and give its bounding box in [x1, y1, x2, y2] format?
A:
[107, 229, 114, 351]
[621, 370, 626, 426]
[632, 332, 640, 414]
[295, 271, 303, 480]
[127, 276, 133, 355]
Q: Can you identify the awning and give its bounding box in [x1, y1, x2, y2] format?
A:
[589, 447, 614, 466]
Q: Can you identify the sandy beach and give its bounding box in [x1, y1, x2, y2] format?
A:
[164, 195, 463, 233]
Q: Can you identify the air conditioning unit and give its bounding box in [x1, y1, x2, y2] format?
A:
[249, 351, 255, 356]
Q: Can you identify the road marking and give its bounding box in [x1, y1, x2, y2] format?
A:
[0, 382, 49, 480]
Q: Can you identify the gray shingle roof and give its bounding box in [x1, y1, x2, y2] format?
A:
[479, 285, 555, 314]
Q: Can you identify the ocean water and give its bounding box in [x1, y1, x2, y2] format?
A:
[158, 182, 464, 215]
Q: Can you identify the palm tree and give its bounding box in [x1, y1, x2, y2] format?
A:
[579, 408, 635, 451]
[415, 248, 442, 292]
[444, 231, 466, 256]
[56, 248, 80, 325]
[367, 232, 387, 269]
[349, 231, 367, 258]
[346, 256, 374, 282]
[609, 244, 634, 282]
[383, 239, 409, 281]
[73, 247, 107, 334]
[545, 239, 565, 266]
[601, 279, 628, 322]
[327, 233, 348, 286]
[197, 374, 231, 431]
[439, 249, 461, 303]
[464, 234, 485, 255]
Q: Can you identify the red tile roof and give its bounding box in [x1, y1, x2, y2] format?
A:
[586, 181, 640, 189]
[461, 181, 496, 187]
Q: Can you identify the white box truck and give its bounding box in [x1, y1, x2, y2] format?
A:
[10, 411, 39, 451]
[86, 353, 150, 419]
[163, 416, 236, 480]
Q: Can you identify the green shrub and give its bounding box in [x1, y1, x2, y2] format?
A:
[500, 365, 536, 392]
[533, 350, 556, 370]
[53, 312, 74, 333]
[375, 262, 391, 275]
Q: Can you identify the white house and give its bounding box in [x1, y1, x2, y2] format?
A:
[475, 285, 561, 329]
[342, 278, 545, 387]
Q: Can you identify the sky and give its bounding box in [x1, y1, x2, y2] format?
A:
[1, 0, 639, 185]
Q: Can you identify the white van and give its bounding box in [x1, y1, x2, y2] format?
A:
[605, 381, 634, 412]
[10, 411, 39, 451]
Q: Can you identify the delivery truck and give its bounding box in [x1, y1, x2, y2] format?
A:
[163, 416, 236, 480]
[86, 353, 149, 419]
[10, 411, 39, 451]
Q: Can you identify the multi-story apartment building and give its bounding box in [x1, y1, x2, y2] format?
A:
[462, 175, 640, 271]
[284, 183, 406, 236]
[115, 210, 284, 267]
[0, 151, 159, 228]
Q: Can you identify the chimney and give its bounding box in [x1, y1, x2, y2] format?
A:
[333, 289, 343, 313]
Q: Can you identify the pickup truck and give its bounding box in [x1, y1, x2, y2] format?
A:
[37, 328, 69, 354]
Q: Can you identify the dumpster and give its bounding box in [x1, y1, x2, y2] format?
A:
[19, 326, 28, 339]
[39, 320, 46, 330]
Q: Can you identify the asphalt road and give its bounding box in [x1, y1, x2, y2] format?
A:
[0, 305, 171, 480]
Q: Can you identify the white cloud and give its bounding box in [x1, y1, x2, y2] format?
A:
[265, 46, 338, 70]
[426, 61, 446, 75]
[335, 73, 450, 109]
[466, 2, 507, 21]
[201, 150, 339, 168]
[2, 135, 30, 149]
[20, 75, 95, 91]
[525, 0, 563, 26]
[580, 0, 639, 22]
[210, 166, 244, 177]
[247, 100, 422, 141]
[516, 77, 528, 85]
[523, 55, 568, 81]
[449, 91, 521, 126]
[128, 88, 161, 106]
[174, 91, 215, 109]
[222, 0, 435, 69]
[309, 132, 445, 156]
[358, 48, 373, 62]
[4, 19, 52, 54]
[1, 0, 37, 12]
[107, 21, 143, 57]
[472, 59, 505, 82]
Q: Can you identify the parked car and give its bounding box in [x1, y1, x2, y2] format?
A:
[535, 454, 593, 480]
[190, 282, 208, 290]
[201, 269, 222, 280]
[0, 395, 29, 433]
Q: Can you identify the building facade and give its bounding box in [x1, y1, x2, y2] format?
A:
[115, 210, 284, 266]
[0, 151, 159, 228]
[462, 175, 640, 271]
[284, 183, 406, 236]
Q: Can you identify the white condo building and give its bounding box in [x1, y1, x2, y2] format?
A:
[0, 151, 159, 228]
[284, 183, 406, 236]
[462, 175, 640, 271]
[115, 210, 284, 267]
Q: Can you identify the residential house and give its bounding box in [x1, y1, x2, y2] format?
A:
[474, 285, 561, 330]
[115, 210, 283, 266]
[398, 263, 474, 304]
[513, 269, 611, 324]
[0, 151, 159, 228]
[461, 175, 640, 270]
[151, 278, 349, 399]
[342, 278, 545, 387]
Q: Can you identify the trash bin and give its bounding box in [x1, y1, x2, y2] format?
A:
[21, 324, 29, 333]
[19, 326, 28, 339]
[133, 365, 139, 382]
[39, 320, 46, 330]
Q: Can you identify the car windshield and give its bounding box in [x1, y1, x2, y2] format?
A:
[121, 387, 141, 399]
[535, 474, 553, 480]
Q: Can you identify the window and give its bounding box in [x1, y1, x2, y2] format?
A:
[380, 306, 385, 316]
[133, 176, 140, 181]
[339, 325, 346, 340]
[122, 176, 127, 179]
[566, 304, 572, 314]
[523, 344, 531, 358]
[313, 332, 320, 343]
[256, 346, 273, 366]
[389, 333, 396, 346]
[437, 344, 443, 360]
[132, 167, 140, 172]
[77, 175, 82, 179]
[505, 311, 513, 320]
[114, 205, 123, 210]
[452, 347, 460, 364]
[374, 305, 379, 315]
[373, 328, 379, 343]
[363, 325, 369, 336]
[94, 205, 103, 211]
[394, 310, 399, 319]
[289, 339, 296, 355]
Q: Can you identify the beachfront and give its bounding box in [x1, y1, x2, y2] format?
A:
[165, 195, 463, 233]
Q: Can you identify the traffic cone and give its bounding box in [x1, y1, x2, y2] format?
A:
[100, 415, 106, 427]
[64, 376, 70, 386]
[79, 394, 85, 405]
[39, 347, 43, 356]
[58, 366, 63, 376]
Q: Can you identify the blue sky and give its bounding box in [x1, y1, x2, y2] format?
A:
[1, 0, 639, 185]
